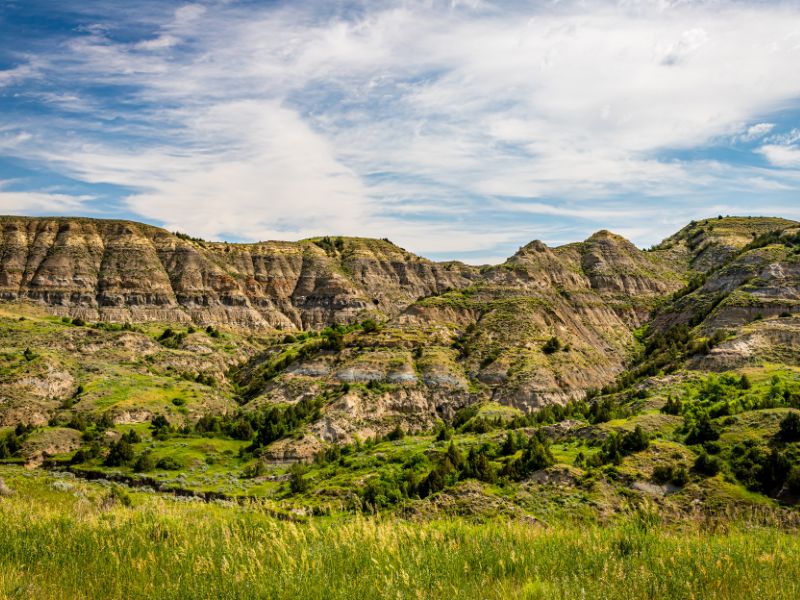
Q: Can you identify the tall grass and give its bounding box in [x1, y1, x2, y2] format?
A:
[0, 475, 798, 599]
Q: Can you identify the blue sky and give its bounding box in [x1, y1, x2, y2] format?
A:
[1, 0, 800, 263]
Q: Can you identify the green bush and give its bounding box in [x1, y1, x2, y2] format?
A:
[778, 412, 800, 442]
[155, 456, 182, 470]
[542, 336, 561, 354]
[288, 463, 310, 494]
[133, 452, 156, 473]
[361, 319, 379, 333]
[661, 396, 682, 415]
[652, 463, 689, 486]
[104, 439, 134, 467]
[386, 424, 405, 441]
[693, 452, 723, 476]
[684, 414, 720, 445]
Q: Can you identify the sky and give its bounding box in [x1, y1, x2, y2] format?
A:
[1, 0, 800, 264]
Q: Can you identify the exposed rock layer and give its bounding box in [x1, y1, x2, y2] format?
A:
[0, 217, 476, 329]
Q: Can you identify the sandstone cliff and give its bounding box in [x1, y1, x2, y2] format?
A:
[3, 214, 798, 448]
[0, 217, 477, 330]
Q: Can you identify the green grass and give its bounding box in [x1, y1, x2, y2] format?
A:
[0, 466, 798, 599]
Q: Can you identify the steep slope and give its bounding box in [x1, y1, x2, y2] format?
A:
[233, 229, 687, 451]
[654, 215, 797, 273]
[0, 217, 477, 330]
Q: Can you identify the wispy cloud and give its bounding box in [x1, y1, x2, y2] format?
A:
[1, 0, 800, 260]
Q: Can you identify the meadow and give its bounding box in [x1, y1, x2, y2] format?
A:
[0, 467, 798, 600]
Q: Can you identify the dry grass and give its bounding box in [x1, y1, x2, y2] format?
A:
[0, 469, 798, 599]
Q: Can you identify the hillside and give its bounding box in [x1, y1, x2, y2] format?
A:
[0, 216, 477, 329]
[1, 214, 800, 525]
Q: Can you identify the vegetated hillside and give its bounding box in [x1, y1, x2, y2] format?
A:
[2, 215, 800, 523]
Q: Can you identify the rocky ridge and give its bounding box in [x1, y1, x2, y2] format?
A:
[2, 215, 800, 454]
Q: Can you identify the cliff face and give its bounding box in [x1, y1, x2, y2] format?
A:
[0, 217, 477, 329]
[4, 214, 798, 439]
[0, 215, 692, 419]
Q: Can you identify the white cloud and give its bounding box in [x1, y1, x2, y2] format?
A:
[757, 144, 800, 168]
[174, 5, 206, 24]
[0, 63, 38, 88]
[0, 190, 91, 213]
[739, 122, 775, 143]
[4, 0, 800, 257]
[31, 100, 371, 240]
[135, 35, 180, 51]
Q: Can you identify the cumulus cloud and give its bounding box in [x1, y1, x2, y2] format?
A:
[758, 145, 800, 168]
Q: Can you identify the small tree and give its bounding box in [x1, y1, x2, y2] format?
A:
[288, 463, 309, 494]
[661, 396, 683, 415]
[621, 426, 649, 453]
[435, 425, 453, 442]
[685, 414, 720, 445]
[778, 412, 800, 442]
[693, 452, 722, 476]
[386, 424, 405, 441]
[133, 452, 156, 473]
[104, 438, 134, 467]
[542, 336, 561, 354]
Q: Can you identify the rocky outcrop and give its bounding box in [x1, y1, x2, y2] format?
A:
[6, 214, 798, 429]
[0, 217, 477, 330]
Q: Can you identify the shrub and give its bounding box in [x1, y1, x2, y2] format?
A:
[502, 434, 554, 480]
[150, 415, 173, 438]
[589, 398, 615, 424]
[242, 460, 269, 478]
[0, 432, 22, 459]
[133, 452, 156, 472]
[95, 412, 114, 431]
[386, 424, 405, 441]
[652, 463, 689, 486]
[229, 419, 254, 441]
[730, 442, 791, 494]
[661, 396, 683, 415]
[288, 463, 309, 494]
[105, 485, 132, 507]
[155, 456, 182, 470]
[778, 412, 800, 442]
[786, 466, 800, 495]
[66, 414, 88, 432]
[621, 426, 650, 453]
[104, 439, 134, 467]
[684, 414, 720, 445]
[122, 430, 141, 444]
[361, 319, 379, 333]
[693, 451, 723, 476]
[542, 336, 561, 354]
[435, 425, 453, 442]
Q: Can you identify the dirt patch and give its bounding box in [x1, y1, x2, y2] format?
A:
[0, 477, 14, 497]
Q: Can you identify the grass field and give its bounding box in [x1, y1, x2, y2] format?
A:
[0, 467, 798, 600]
